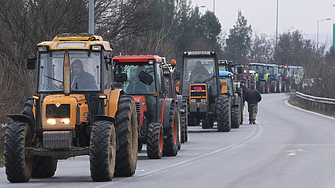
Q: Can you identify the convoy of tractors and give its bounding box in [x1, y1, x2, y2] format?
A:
[3, 34, 304, 183]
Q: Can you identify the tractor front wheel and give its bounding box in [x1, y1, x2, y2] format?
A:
[5, 122, 33, 183]
[31, 156, 58, 178]
[231, 106, 240, 128]
[146, 122, 163, 159]
[217, 95, 231, 132]
[90, 120, 116, 182]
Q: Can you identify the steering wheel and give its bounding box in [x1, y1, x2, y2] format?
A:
[191, 74, 208, 83]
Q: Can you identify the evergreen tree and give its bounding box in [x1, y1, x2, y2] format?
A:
[224, 11, 252, 63]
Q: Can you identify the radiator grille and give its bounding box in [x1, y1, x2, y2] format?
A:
[135, 102, 141, 124]
[46, 104, 70, 118]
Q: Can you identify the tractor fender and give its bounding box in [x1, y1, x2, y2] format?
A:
[94, 115, 116, 124]
[7, 114, 36, 133]
[108, 89, 124, 117]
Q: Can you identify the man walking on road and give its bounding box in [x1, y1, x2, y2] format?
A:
[244, 83, 262, 124]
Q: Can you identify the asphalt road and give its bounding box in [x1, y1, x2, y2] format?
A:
[1, 93, 335, 187]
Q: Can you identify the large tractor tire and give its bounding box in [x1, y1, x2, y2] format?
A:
[146, 122, 163, 159]
[216, 95, 231, 132]
[5, 122, 33, 183]
[175, 106, 182, 150]
[180, 110, 186, 143]
[231, 106, 240, 128]
[270, 80, 276, 93]
[90, 120, 116, 182]
[162, 100, 179, 156]
[114, 95, 138, 177]
[276, 79, 282, 93]
[202, 117, 213, 129]
[181, 99, 188, 142]
[31, 156, 58, 178]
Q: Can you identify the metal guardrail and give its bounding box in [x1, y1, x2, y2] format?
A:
[295, 91, 335, 105]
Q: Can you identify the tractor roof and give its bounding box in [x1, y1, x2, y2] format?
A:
[288, 66, 303, 69]
[37, 33, 112, 51]
[249, 62, 266, 66]
[219, 71, 233, 77]
[113, 55, 162, 63]
[265, 64, 278, 67]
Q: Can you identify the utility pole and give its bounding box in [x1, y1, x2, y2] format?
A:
[89, 0, 94, 34]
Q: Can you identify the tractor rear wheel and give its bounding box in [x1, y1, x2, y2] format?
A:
[90, 120, 116, 182]
[5, 122, 33, 183]
[31, 156, 58, 178]
[163, 102, 179, 156]
[217, 95, 231, 132]
[147, 122, 163, 159]
[270, 80, 276, 93]
[114, 95, 138, 177]
[231, 106, 240, 128]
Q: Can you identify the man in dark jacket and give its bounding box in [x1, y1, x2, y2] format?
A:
[190, 61, 210, 82]
[71, 59, 98, 90]
[244, 83, 262, 124]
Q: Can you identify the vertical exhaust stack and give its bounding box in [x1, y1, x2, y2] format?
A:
[64, 50, 71, 95]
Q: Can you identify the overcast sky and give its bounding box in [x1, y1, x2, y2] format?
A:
[191, 0, 335, 44]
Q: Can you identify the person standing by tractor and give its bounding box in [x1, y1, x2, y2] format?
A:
[244, 83, 262, 124]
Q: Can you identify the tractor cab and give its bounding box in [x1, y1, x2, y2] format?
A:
[181, 51, 220, 126]
[113, 55, 181, 158]
[249, 63, 269, 93]
[113, 55, 164, 124]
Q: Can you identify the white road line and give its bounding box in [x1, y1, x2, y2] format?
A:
[284, 100, 335, 120]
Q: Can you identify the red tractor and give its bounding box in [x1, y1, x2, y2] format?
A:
[113, 55, 181, 159]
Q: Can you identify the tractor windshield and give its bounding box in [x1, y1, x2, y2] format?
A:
[182, 57, 217, 96]
[114, 64, 155, 95]
[278, 67, 286, 75]
[250, 65, 264, 74]
[38, 50, 101, 92]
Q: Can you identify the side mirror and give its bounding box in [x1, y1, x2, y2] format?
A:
[138, 71, 153, 85]
[115, 73, 127, 82]
[27, 56, 37, 69]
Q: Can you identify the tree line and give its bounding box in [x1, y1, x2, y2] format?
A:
[0, 0, 334, 124]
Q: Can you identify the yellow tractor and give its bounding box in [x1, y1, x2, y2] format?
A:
[4, 34, 138, 182]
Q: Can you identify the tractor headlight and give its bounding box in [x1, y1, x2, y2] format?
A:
[191, 99, 196, 103]
[46, 119, 56, 125]
[201, 99, 206, 103]
[60, 118, 70, 125]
